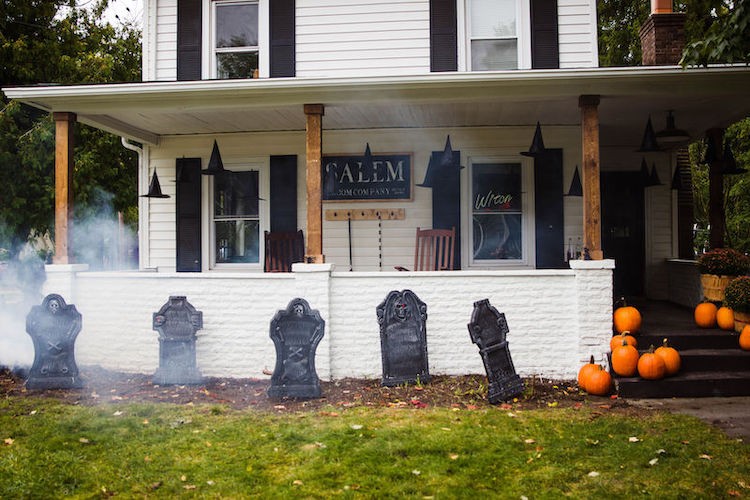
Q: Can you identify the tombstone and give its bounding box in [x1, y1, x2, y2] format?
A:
[467, 299, 524, 403]
[25, 294, 83, 389]
[268, 298, 325, 399]
[377, 289, 430, 386]
[152, 296, 203, 385]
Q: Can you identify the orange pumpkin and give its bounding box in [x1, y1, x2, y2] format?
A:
[611, 340, 639, 377]
[654, 338, 681, 376]
[585, 365, 612, 396]
[739, 325, 750, 351]
[694, 302, 718, 328]
[716, 306, 735, 330]
[577, 355, 599, 390]
[638, 346, 666, 380]
[613, 298, 642, 334]
[610, 331, 637, 352]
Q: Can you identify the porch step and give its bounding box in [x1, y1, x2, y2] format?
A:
[677, 348, 750, 372]
[636, 330, 740, 351]
[615, 371, 750, 398]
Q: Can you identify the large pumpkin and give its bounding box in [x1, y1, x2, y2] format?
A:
[740, 325, 750, 351]
[577, 355, 599, 390]
[610, 331, 637, 352]
[638, 346, 666, 380]
[585, 365, 612, 396]
[694, 302, 718, 328]
[613, 298, 642, 334]
[716, 306, 735, 331]
[654, 338, 681, 376]
[611, 340, 639, 377]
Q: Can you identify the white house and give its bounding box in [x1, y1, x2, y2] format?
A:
[4, 0, 750, 381]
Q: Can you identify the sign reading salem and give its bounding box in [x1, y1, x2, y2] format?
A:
[322, 154, 411, 201]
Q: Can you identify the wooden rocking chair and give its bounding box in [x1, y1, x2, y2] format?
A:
[264, 230, 305, 272]
[395, 227, 456, 271]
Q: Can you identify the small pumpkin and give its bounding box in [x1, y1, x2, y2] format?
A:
[577, 355, 599, 390]
[613, 297, 642, 334]
[610, 331, 637, 352]
[585, 365, 612, 396]
[637, 345, 666, 380]
[694, 302, 718, 328]
[611, 339, 639, 377]
[716, 306, 735, 330]
[654, 338, 681, 376]
[739, 325, 750, 351]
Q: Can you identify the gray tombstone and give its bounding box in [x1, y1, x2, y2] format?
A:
[152, 296, 203, 385]
[25, 294, 83, 389]
[377, 289, 430, 386]
[467, 299, 524, 403]
[268, 298, 325, 399]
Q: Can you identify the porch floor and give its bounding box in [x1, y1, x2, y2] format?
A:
[613, 300, 750, 398]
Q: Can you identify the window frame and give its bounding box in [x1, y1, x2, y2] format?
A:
[205, 158, 270, 270]
[458, 0, 532, 71]
[204, 0, 269, 79]
[463, 154, 535, 269]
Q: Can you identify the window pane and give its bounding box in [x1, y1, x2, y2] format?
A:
[216, 3, 258, 48]
[471, 39, 518, 70]
[472, 162, 523, 261]
[216, 51, 259, 79]
[215, 220, 260, 263]
[473, 214, 522, 259]
[471, 0, 516, 38]
[214, 171, 260, 218]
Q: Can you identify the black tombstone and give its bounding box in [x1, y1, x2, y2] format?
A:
[467, 299, 524, 403]
[268, 298, 325, 399]
[25, 294, 83, 389]
[377, 289, 431, 386]
[152, 296, 203, 385]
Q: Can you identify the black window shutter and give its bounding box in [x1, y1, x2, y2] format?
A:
[430, 0, 457, 72]
[270, 0, 296, 77]
[270, 155, 298, 232]
[530, 0, 559, 69]
[431, 150, 461, 269]
[176, 158, 202, 272]
[534, 149, 565, 269]
[177, 0, 202, 80]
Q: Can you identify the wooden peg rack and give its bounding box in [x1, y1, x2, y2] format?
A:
[325, 208, 405, 221]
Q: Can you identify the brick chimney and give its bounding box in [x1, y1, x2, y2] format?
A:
[639, 0, 686, 65]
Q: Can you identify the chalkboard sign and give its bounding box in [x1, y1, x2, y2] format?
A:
[322, 154, 411, 201]
[472, 163, 523, 260]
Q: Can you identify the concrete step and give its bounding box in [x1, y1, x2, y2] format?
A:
[615, 370, 750, 398]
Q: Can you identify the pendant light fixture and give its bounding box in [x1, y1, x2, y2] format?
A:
[655, 110, 690, 146]
[637, 116, 661, 152]
[140, 170, 170, 198]
[520, 122, 546, 157]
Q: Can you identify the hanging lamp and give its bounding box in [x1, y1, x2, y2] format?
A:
[655, 110, 690, 146]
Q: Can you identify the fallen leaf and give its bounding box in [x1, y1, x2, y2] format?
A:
[144, 456, 152, 462]
[412, 470, 421, 476]
[728, 491, 741, 497]
[293, 480, 304, 486]
[350, 424, 363, 430]
[656, 449, 666, 455]
[466, 404, 478, 410]
[588, 471, 600, 477]
[449, 454, 459, 460]
[738, 480, 747, 489]
[628, 437, 640, 443]
[524, 439, 536, 444]
[142, 419, 149, 425]
[500, 403, 513, 410]
[149, 481, 162, 490]
[506, 412, 516, 418]
[649, 458, 659, 466]
[547, 402, 558, 407]
[79, 437, 90, 444]
[441, 427, 451, 431]
[207, 480, 215, 486]
[699, 454, 712, 460]
[112, 411, 123, 416]
[183, 485, 196, 490]
[4, 438, 14, 445]
[180, 475, 187, 482]
[29, 410, 37, 415]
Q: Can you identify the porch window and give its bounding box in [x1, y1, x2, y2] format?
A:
[213, 0, 259, 79]
[212, 170, 262, 265]
[468, 0, 519, 70]
[470, 161, 529, 264]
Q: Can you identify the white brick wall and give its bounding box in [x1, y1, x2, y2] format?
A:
[40, 262, 614, 381]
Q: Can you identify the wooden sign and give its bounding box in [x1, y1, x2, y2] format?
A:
[322, 154, 411, 201]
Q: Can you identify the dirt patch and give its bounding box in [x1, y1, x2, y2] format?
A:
[1, 365, 638, 414]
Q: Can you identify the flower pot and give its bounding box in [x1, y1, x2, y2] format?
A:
[700, 274, 733, 302]
[734, 311, 750, 333]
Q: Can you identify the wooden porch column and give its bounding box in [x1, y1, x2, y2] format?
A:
[706, 128, 725, 249]
[53, 112, 76, 264]
[304, 103, 325, 263]
[578, 95, 603, 260]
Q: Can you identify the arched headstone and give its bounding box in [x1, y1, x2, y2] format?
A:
[152, 296, 203, 385]
[377, 289, 430, 386]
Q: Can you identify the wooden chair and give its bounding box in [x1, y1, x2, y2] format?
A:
[264, 230, 304, 272]
[396, 227, 456, 271]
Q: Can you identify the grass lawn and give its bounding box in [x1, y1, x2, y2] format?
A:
[1, 397, 748, 498]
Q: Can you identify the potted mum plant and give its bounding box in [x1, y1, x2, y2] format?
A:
[697, 248, 750, 301]
[725, 276, 750, 332]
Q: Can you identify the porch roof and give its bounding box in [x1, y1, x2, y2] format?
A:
[4, 66, 750, 149]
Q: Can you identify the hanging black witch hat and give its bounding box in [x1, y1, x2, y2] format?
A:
[670, 165, 682, 190]
[141, 171, 170, 198]
[417, 155, 438, 188]
[363, 142, 374, 171]
[646, 163, 663, 187]
[720, 138, 747, 175]
[202, 140, 232, 175]
[637, 116, 660, 152]
[565, 165, 583, 196]
[640, 157, 651, 185]
[521, 122, 546, 157]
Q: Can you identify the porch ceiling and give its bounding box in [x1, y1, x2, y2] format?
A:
[4, 66, 750, 150]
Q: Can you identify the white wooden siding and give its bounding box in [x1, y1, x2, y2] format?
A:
[155, 0, 178, 81]
[296, 0, 431, 77]
[557, 0, 598, 68]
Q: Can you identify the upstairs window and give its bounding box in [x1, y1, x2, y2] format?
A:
[213, 0, 259, 78]
[468, 0, 519, 70]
